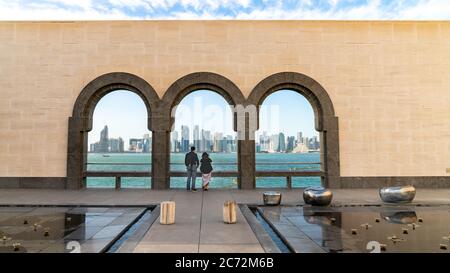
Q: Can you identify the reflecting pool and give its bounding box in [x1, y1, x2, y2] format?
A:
[0, 206, 147, 253]
[257, 205, 450, 253]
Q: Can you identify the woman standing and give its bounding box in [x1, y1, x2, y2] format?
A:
[200, 152, 213, 191]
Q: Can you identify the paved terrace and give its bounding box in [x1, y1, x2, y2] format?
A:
[0, 189, 449, 253]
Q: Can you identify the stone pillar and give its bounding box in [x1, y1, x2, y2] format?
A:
[235, 104, 257, 190]
[238, 139, 256, 189]
[151, 113, 171, 190]
[152, 130, 170, 189]
[322, 116, 340, 189]
[66, 117, 86, 190]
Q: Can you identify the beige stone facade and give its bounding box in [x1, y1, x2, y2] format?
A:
[0, 21, 449, 179]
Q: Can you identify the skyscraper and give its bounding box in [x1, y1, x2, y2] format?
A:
[270, 134, 279, 152]
[181, 125, 190, 152]
[259, 131, 270, 152]
[311, 136, 320, 150]
[226, 135, 234, 153]
[171, 131, 179, 153]
[109, 138, 120, 153]
[203, 130, 211, 152]
[278, 133, 286, 152]
[118, 137, 124, 153]
[142, 134, 152, 153]
[286, 136, 295, 152]
[99, 125, 109, 152]
[304, 137, 310, 149]
[193, 125, 200, 151]
[213, 132, 223, 152]
[89, 125, 125, 153]
[129, 138, 143, 152]
[297, 132, 303, 145]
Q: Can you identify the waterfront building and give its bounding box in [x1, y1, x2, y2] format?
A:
[293, 142, 310, 153]
[118, 137, 124, 152]
[90, 143, 98, 153]
[193, 125, 200, 151]
[143, 134, 152, 153]
[200, 129, 212, 152]
[270, 134, 279, 153]
[109, 137, 124, 153]
[297, 132, 303, 145]
[99, 125, 109, 153]
[89, 125, 124, 153]
[129, 138, 143, 152]
[181, 125, 190, 152]
[286, 136, 295, 153]
[213, 132, 223, 152]
[278, 133, 286, 152]
[259, 132, 270, 152]
[171, 131, 179, 153]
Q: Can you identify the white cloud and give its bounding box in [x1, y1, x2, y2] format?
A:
[397, 0, 450, 19]
[0, 0, 135, 20]
[0, 0, 450, 20]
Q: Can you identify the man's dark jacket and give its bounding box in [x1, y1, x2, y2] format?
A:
[185, 151, 199, 166]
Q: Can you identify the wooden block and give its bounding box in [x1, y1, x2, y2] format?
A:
[223, 200, 237, 224]
[160, 201, 176, 225]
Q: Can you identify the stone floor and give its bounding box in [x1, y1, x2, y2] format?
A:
[0, 188, 449, 253]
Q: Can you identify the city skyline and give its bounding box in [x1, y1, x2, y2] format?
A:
[89, 124, 319, 154]
[89, 90, 319, 147]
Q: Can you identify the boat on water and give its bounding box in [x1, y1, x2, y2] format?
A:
[102, 154, 110, 157]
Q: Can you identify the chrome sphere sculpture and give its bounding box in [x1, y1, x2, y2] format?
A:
[379, 185, 416, 203]
[263, 191, 282, 206]
[303, 187, 333, 206]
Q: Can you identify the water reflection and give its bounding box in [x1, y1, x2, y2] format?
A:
[0, 207, 145, 253]
[259, 205, 450, 253]
[380, 211, 417, 224]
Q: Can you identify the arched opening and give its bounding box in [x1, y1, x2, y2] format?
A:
[248, 72, 340, 188]
[161, 72, 246, 189]
[67, 72, 159, 190]
[256, 90, 321, 188]
[86, 91, 152, 188]
[169, 90, 238, 189]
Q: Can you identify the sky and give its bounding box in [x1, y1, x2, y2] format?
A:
[1, 0, 450, 20]
[89, 90, 317, 146]
[89, 91, 150, 146]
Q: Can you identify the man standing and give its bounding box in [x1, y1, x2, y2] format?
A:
[185, 146, 199, 192]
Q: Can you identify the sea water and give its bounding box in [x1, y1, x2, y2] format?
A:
[86, 153, 321, 188]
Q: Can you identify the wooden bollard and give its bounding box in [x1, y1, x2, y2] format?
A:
[160, 201, 176, 225]
[223, 200, 237, 224]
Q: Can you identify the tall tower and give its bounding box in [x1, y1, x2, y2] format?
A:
[297, 132, 303, 145]
[181, 125, 190, 152]
[171, 131, 179, 153]
[118, 137, 124, 153]
[213, 132, 223, 152]
[193, 125, 200, 151]
[278, 132, 286, 152]
[99, 125, 109, 153]
[286, 136, 295, 152]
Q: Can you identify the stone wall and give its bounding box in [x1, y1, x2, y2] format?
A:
[0, 21, 449, 185]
